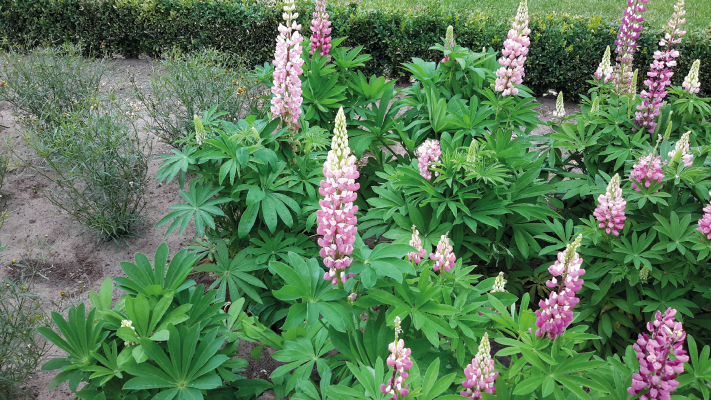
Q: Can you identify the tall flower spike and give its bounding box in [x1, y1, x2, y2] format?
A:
[442, 25, 455, 63]
[461, 333, 499, 399]
[407, 225, 427, 264]
[668, 130, 693, 167]
[593, 174, 627, 236]
[697, 191, 711, 240]
[430, 232, 456, 273]
[682, 59, 701, 94]
[635, 0, 687, 133]
[552, 91, 565, 119]
[612, 0, 649, 94]
[628, 308, 688, 399]
[590, 96, 600, 113]
[381, 317, 413, 400]
[194, 115, 206, 146]
[491, 272, 507, 293]
[494, 0, 531, 96]
[594, 46, 613, 83]
[630, 152, 664, 192]
[416, 139, 442, 181]
[535, 234, 585, 339]
[310, 0, 332, 57]
[271, 0, 304, 129]
[318, 107, 360, 285]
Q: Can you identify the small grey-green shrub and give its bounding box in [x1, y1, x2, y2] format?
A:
[0, 44, 104, 129]
[0, 267, 52, 399]
[134, 48, 259, 146]
[23, 110, 151, 240]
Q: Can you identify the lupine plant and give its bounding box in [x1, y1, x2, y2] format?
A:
[38, 0, 711, 398]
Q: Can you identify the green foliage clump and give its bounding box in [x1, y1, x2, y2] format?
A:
[134, 48, 261, 146]
[0, 46, 151, 240]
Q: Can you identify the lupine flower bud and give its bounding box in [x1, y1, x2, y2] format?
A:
[639, 266, 650, 282]
[696, 192, 711, 240]
[461, 333, 498, 399]
[271, 0, 304, 129]
[121, 320, 138, 346]
[593, 174, 627, 236]
[347, 292, 357, 304]
[628, 308, 688, 399]
[635, 0, 687, 133]
[535, 234, 584, 339]
[417, 139, 442, 181]
[590, 96, 600, 113]
[682, 59, 701, 94]
[310, 0, 332, 57]
[407, 225, 427, 264]
[552, 91, 565, 118]
[194, 115, 206, 145]
[668, 131, 693, 167]
[594, 46, 613, 82]
[613, 0, 649, 94]
[630, 69, 639, 101]
[494, 0, 531, 96]
[663, 116, 673, 140]
[430, 232, 456, 273]
[318, 107, 360, 285]
[630, 153, 664, 192]
[442, 25, 455, 63]
[381, 317, 413, 400]
[491, 272, 507, 293]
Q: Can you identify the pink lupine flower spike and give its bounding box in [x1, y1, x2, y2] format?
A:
[535, 234, 585, 339]
[628, 308, 688, 399]
[318, 108, 359, 286]
[494, 0, 531, 96]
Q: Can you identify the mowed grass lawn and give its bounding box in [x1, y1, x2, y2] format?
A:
[347, 0, 710, 30]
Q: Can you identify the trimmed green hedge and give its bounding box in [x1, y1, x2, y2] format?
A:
[0, 0, 709, 97]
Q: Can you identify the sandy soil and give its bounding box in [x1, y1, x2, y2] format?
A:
[0, 57, 577, 399]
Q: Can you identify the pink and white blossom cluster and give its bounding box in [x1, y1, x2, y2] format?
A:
[381, 317, 413, 400]
[430, 232, 456, 273]
[271, 0, 304, 128]
[417, 139, 441, 181]
[630, 153, 664, 192]
[535, 234, 585, 339]
[309, 0, 332, 57]
[628, 308, 688, 400]
[682, 59, 701, 94]
[594, 46, 613, 83]
[461, 333, 498, 399]
[494, 0, 530, 96]
[612, 0, 649, 94]
[668, 131, 693, 167]
[696, 192, 711, 240]
[407, 225, 427, 264]
[318, 108, 359, 285]
[593, 174, 627, 236]
[635, 0, 687, 133]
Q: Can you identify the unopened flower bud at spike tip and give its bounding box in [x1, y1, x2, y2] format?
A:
[683, 59, 701, 94]
[593, 46, 613, 82]
[552, 91, 565, 118]
[194, 115, 206, 145]
[590, 96, 600, 113]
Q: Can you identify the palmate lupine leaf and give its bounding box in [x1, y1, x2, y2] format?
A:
[193, 241, 266, 304]
[122, 324, 228, 400]
[156, 180, 230, 236]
